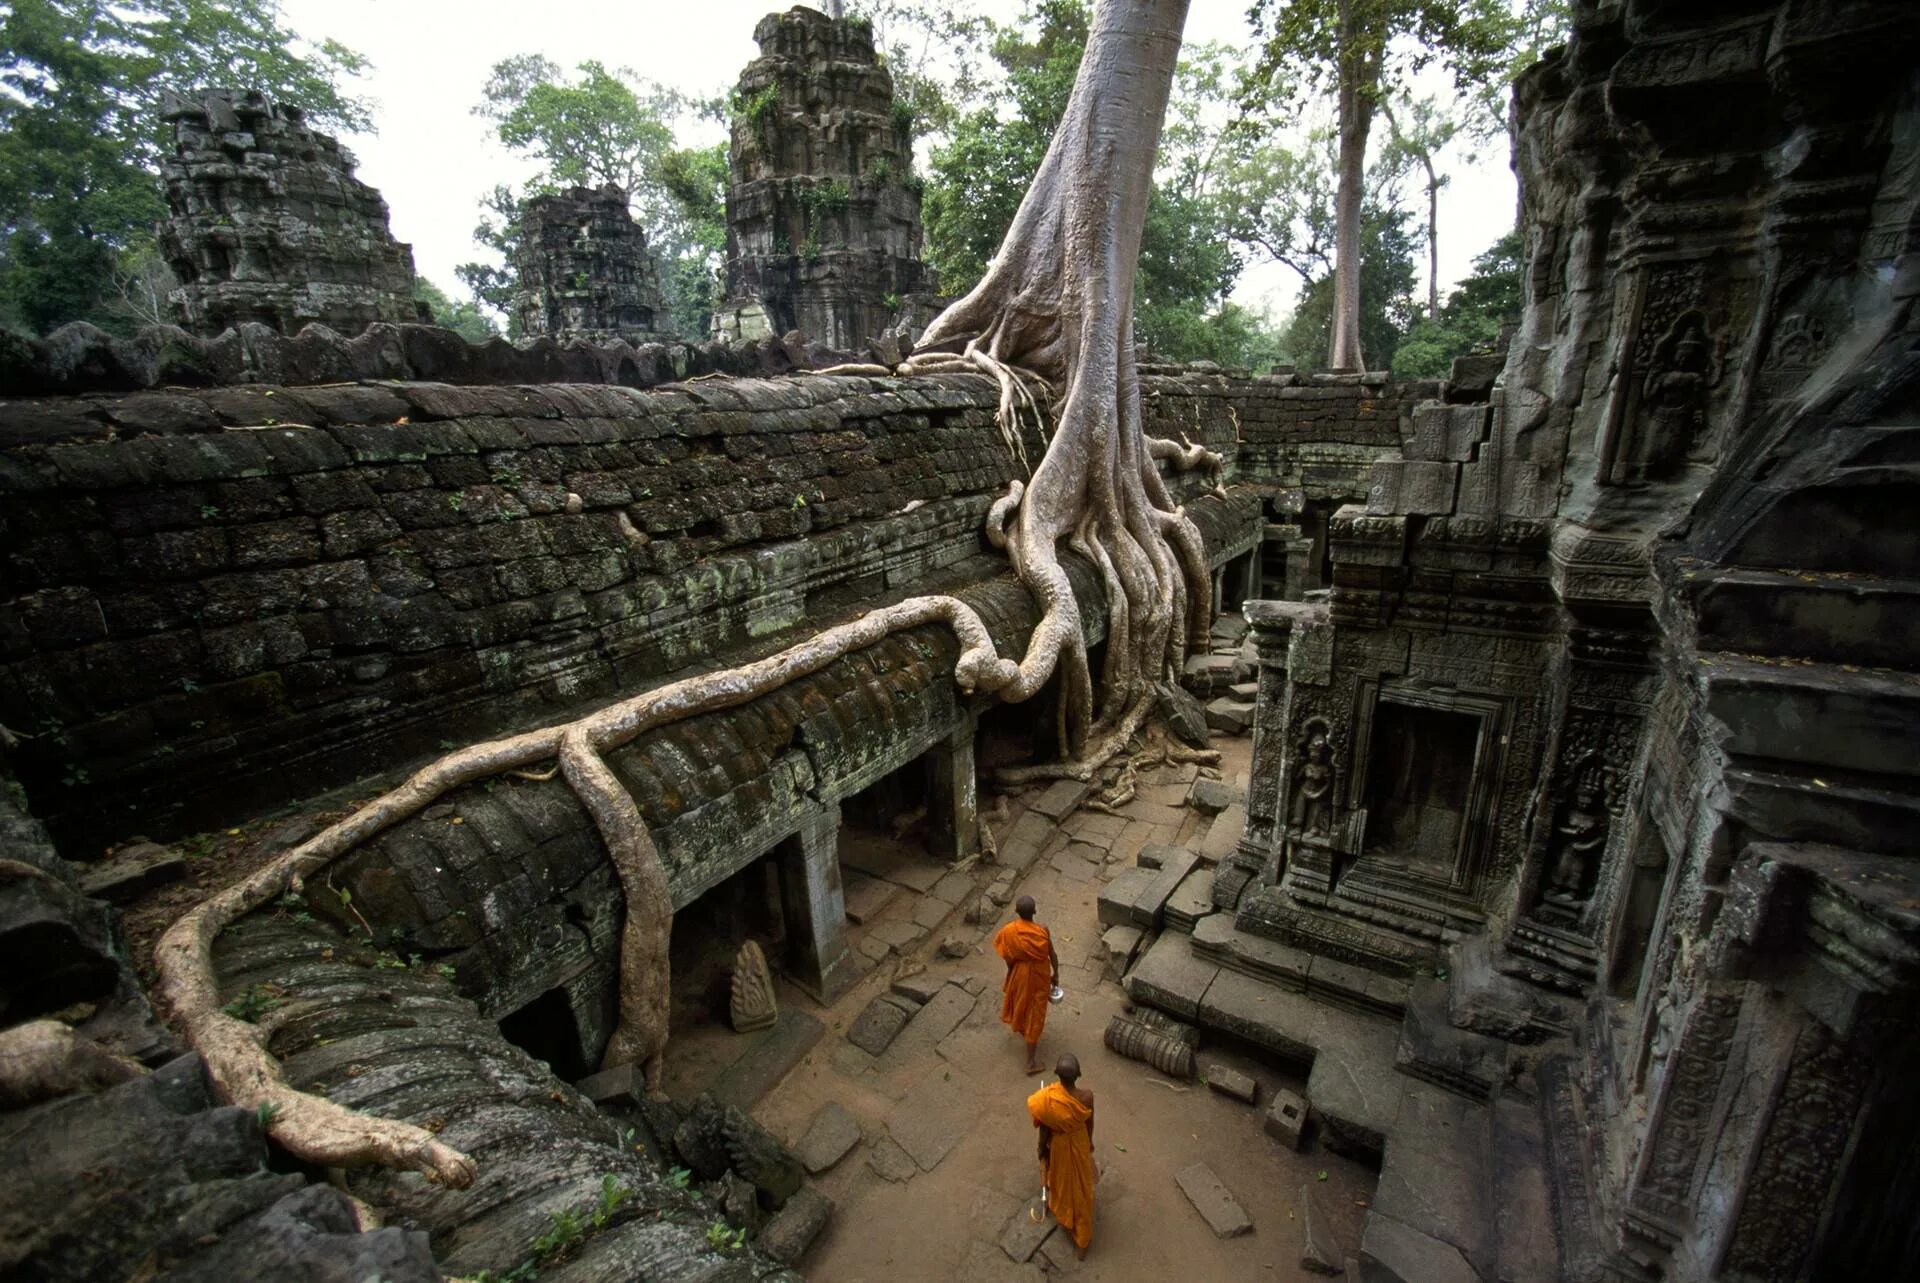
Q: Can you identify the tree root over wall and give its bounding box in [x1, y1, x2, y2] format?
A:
[154, 0, 1207, 1192]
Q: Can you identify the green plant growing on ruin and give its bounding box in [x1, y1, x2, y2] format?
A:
[200, 504, 221, 520]
[533, 1206, 586, 1262]
[741, 84, 780, 130]
[222, 985, 282, 1023]
[256, 1101, 281, 1129]
[890, 99, 916, 135]
[883, 292, 900, 312]
[868, 155, 893, 187]
[706, 1221, 747, 1254]
[666, 1166, 692, 1189]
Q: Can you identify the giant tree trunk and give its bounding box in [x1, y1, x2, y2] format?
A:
[1328, 0, 1379, 372]
[918, 0, 1208, 766]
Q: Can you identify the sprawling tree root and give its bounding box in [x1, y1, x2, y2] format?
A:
[155, 0, 1211, 1192]
[153, 597, 1016, 1185]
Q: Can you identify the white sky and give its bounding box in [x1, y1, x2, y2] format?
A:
[278, 0, 1520, 321]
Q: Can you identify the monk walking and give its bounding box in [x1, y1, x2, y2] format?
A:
[1029, 1053, 1096, 1259]
[994, 895, 1058, 1073]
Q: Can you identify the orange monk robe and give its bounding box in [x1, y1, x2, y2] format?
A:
[994, 919, 1052, 1043]
[1029, 1080, 1095, 1251]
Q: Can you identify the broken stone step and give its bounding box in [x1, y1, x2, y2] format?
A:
[890, 973, 943, 1005]
[77, 842, 187, 902]
[842, 873, 899, 925]
[1392, 978, 1505, 1101]
[1174, 1162, 1253, 1238]
[1197, 803, 1246, 866]
[1099, 923, 1144, 979]
[1127, 846, 1200, 930]
[1098, 867, 1156, 929]
[1162, 868, 1215, 934]
[1185, 776, 1239, 816]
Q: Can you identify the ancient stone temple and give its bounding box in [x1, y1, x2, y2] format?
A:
[510, 184, 669, 343]
[156, 89, 426, 338]
[716, 6, 938, 352]
[1120, 2, 1920, 1280]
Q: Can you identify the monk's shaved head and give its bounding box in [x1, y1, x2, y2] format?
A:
[1016, 895, 1036, 919]
[1056, 1053, 1081, 1084]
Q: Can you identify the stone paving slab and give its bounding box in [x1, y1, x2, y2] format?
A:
[1029, 779, 1092, 820]
[1300, 1181, 1342, 1274]
[885, 1067, 976, 1172]
[1174, 1162, 1253, 1238]
[1359, 1211, 1481, 1283]
[794, 1101, 862, 1174]
[998, 1203, 1056, 1262]
[912, 895, 957, 931]
[867, 1135, 918, 1183]
[842, 872, 899, 924]
[869, 918, 926, 952]
[890, 973, 944, 1005]
[1050, 845, 1101, 882]
[884, 983, 976, 1063]
[841, 841, 947, 893]
[1197, 803, 1246, 864]
[709, 1007, 824, 1112]
[999, 811, 1056, 872]
[1372, 1084, 1492, 1273]
[847, 993, 917, 1056]
[960, 1239, 1048, 1282]
[932, 870, 975, 904]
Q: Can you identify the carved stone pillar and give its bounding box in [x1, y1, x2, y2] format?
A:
[925, 712, 977, 863]
[1216, 598, 1319, 911]
[777, 801, 854, 1001]
[1265, 522, 1313, 600]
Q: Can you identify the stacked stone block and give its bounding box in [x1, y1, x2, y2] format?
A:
[157, 89, 425, 338]
[718, 6, 936, 350]
[511, 184, 669, 343]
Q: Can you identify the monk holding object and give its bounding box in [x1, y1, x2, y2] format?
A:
[1029, 1052, 1096, 1259]
[994, 896, 1059, 1074]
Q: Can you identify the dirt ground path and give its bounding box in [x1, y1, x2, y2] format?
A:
[749, 735, 1377, 1281]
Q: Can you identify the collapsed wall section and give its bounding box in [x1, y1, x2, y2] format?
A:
[157, 89, 425, 339]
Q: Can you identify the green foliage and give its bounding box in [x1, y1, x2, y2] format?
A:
[867, 155, 893, 187]
[739, 85, 780, 130]
[0, 0, 369, 334]
[255, 1101, 281, 1129]
[222, 985, 283, 1023]
[1390, 229, 1521, 378]
[1277, 204, 1420, 372]
[706, 1221, 748, 1254]
[412, 276, 498, 342]
[666, 1166, 693, 1189]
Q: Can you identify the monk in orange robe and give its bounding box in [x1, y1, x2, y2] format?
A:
[994, 895, 1058, 1073]
[1030, 1053, 1096, 1259]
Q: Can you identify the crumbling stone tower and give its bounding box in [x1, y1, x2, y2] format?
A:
[156, 89, 425, 338]
[510, 184, 669, 343]
[718, 5, 936, 351]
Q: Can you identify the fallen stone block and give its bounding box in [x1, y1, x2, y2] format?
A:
[867, 1135, 917, 1183]
[77, 841, 186, 903]
[758, 1186, 833, 1265]
[794, 1101, 862, 1174]
[1204, 1064, 1257, 1105]
[1228, 680, 1260, 700]
[938, 934, 971, 959]
[1300, 1181, 1342, 1275]
[1205, 697, 1255, 735]
[1185, 776, 1239, 815]
[1198, 804, 1246, 866]
[1105, 1013, 1195, 1079]
[1129, 847, 1200, 929]
[846, 993, 917, 1056]
[574, 1062, 646, 1108]
[891, 973, 942, 1005]
[1265, 1088, 1308, 1150]
[1158, 681, 1212, 748]
[1175, 1162, 1253, 1238]
[1137, 844, 1179, 870]
[1100, 924, 1143, 979]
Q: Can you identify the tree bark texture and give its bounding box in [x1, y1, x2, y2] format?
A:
[1329, 0, 1379, 371]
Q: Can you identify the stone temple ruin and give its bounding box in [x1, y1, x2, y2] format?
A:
[511, 184, 670, 344]
[715, 6, 939, 352]
[2, 3, 1918, 1282]
[157, 88, 427, 338]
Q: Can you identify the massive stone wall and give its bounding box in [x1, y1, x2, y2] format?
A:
[157, 90, 425, 338]
[1233, 2, 1920, 1279]
[511, 185, 669, 343]
[718, 5, 937, 350]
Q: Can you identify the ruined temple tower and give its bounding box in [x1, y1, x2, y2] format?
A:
[157, 89, 425, 337]
[510, 184, 669, 344]
[717, 5, 937, 351]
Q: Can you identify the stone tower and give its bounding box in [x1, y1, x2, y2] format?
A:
[156, 89, 425, 338]
[717, 5, 936, 351]
[510, 184, 669, 343]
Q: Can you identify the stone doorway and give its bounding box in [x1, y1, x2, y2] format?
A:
[1361, 702, 1481, 883]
